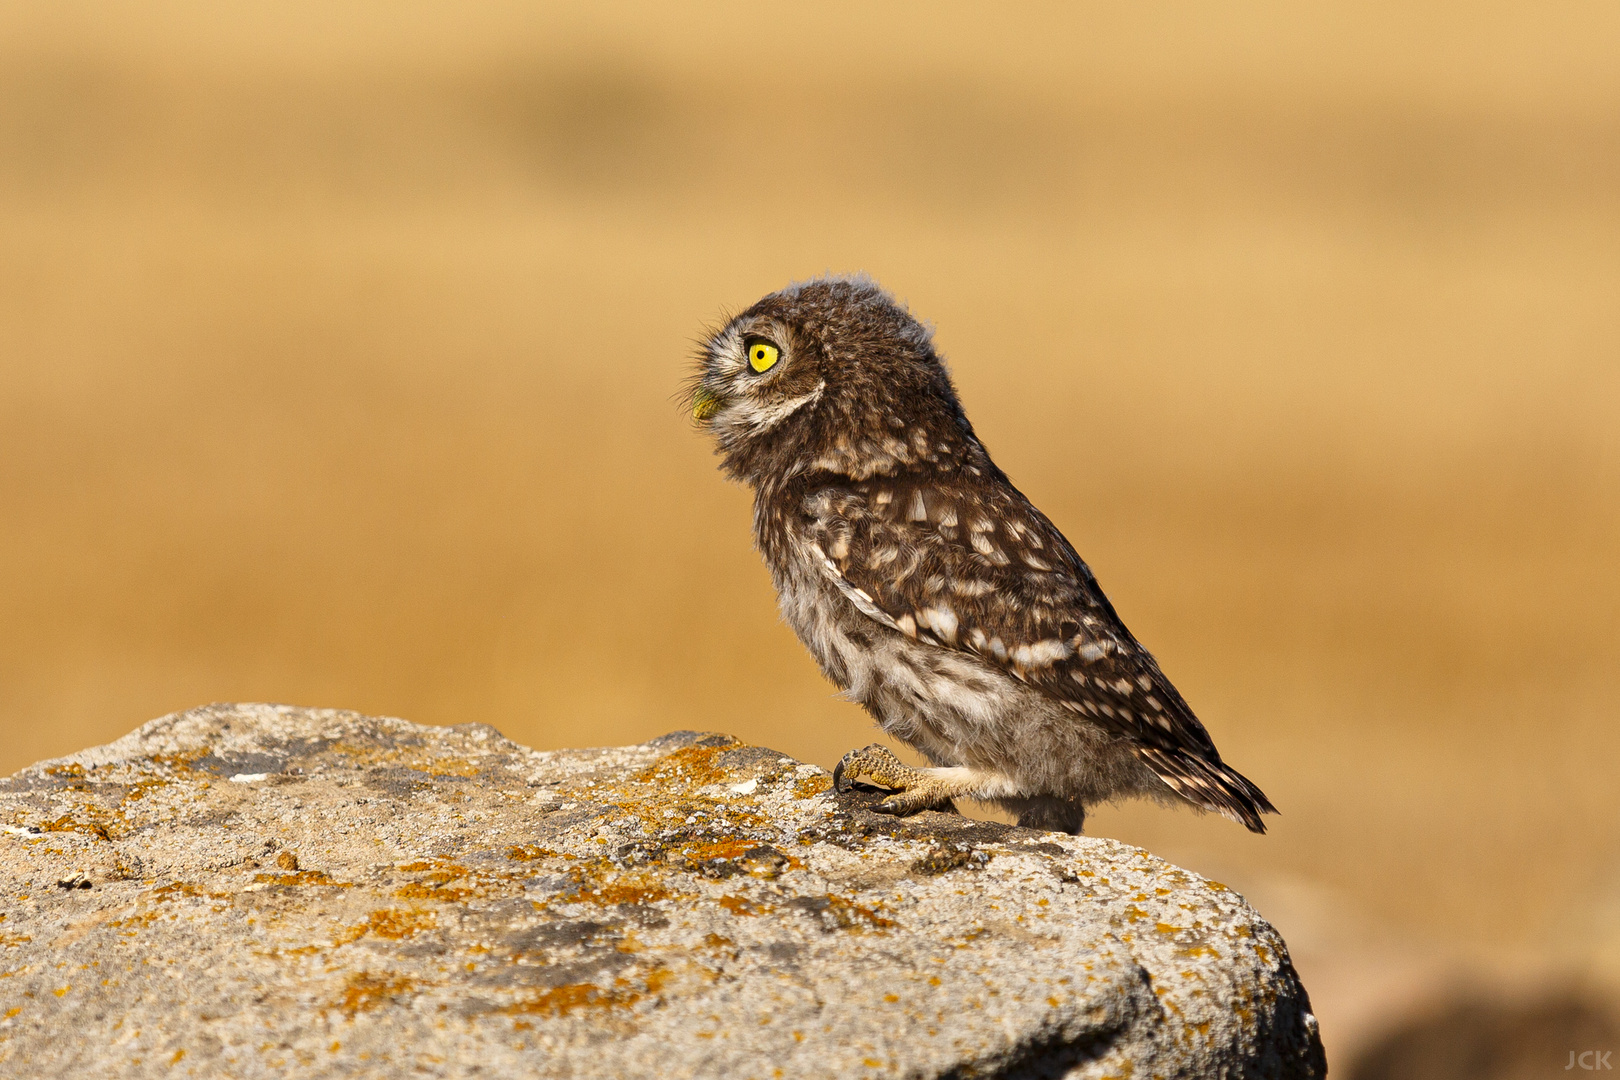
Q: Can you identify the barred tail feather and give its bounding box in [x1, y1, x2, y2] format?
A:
[1134, 747, 1278, 834]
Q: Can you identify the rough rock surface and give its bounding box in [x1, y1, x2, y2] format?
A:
[0, 704, 1325, 1079]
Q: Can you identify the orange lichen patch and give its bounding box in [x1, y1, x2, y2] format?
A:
[252, 870, 352, 888]
[680, 838, 764, 861]
[702, 933, 734, 948]
[337, 972, 419, 1015]
[396, 860, 442, 873]
[410, 866, 469, 886]
[108, 909, 162, 933]
[419, 758, 482, 779]
[499, 982, 631, 1016]
[632, 744, 734, 790]
[1253, 944, 1272, 965]
[3, 1007, 20, 1019]
[506, 844, 556, 861]
[673, 837, 802, 876]
[819, 895, 895, 932]
[39, 815, 110, 841]
[360, 908, 437, 941]
[793, 774, 832, 799]
[717, 894, 767, 916]
[145, 751, 210, 772]
[1155, 922, 1184, 935]
[393, 881, 476, 902]
[44, 763, 87, 778]
[392, 858, 526, 903]
[500, 971, 664, 1017]
[118, 777, 173, 803]
[150, 881, 233, 903]
[0, 933, 31, 948]
[393, 860, 475, 900]
[1177, 945, 1218, 959]
[1121, 905, 1149, 923]
[565, 874, 671, 907]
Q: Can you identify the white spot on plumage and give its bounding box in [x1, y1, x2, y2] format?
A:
[1012, 639, 1071, 668]
[895, 613, 917, 638]
[1145, 694, 1163, 711]
[936, 504, 958, 527]
[1137, 675, 1153, 691]
[952, 578, 994, 597]
[1023, 554, 1054, 571]
[1114, 678, 1134, 695]
[907, 490, 927, 522]
[918, 605, 959, 645]
[868, 546, 900, 569]
[1078, 641, 1108, 663]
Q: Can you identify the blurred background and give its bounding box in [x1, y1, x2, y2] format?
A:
[1, 2, 1616, 1073]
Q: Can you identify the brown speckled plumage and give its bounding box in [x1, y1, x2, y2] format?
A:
[690, 276, 1275, 834]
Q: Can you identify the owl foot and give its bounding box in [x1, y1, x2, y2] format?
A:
[832, 744, 958, 817]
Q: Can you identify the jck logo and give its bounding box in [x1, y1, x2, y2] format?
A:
[1568, 1050, 1614, 1070]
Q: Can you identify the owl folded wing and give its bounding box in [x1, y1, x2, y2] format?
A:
[800, 477, 1223, 762]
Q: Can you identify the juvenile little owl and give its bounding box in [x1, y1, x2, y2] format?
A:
[689, 276, 1275, 834]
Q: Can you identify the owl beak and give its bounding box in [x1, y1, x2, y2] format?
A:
[692, 386, 727, 421]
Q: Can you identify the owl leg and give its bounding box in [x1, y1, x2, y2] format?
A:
[832, 744, 968, 817]
[994, 796, 1086, 835]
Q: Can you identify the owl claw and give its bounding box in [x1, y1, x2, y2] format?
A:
[832, 744, 957, 816]
[833, 744, 901, 792]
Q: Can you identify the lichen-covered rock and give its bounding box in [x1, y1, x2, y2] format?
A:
[0, 703, 1324, 1079]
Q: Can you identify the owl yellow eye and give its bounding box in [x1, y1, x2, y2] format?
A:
[747, 340, 780, 374]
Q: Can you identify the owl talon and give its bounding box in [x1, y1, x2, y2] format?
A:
[833, 744, 904, 792]
[832, 745, 957, 816]
[875, 790, 957, 816]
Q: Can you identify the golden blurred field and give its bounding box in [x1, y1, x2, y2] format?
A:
[2, 2, 1617, 1070]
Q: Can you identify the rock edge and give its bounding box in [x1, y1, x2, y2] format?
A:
[0, 703, 1325, 1079]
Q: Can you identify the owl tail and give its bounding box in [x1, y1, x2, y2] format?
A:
[1133, 746, 1278, 834]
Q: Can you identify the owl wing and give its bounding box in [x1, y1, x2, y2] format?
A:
[800, 472, 1276, 831]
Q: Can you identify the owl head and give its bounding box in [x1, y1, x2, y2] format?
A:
[689, 276, 977, 484]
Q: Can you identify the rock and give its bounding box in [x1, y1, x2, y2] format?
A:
[0, 703, 1325, 1079]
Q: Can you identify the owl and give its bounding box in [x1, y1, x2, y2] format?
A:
[689, 276, 1275, 834]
